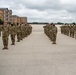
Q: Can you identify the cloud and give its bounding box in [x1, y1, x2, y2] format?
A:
[0, 0, 76, 22]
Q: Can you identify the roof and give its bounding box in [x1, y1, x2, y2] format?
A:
[0, 8, 8, 10]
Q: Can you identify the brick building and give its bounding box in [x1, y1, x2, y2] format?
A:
[12, 15, 18, 24]
[0, 8, 12, 25]
[0, 8, 27, 25]
[8, 10, 12, 23]
[20, 17, 27, 24]
[17, 17, 21, 24]
[12, 16, 27, 24]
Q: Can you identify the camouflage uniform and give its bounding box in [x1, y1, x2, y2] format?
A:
[74, 25, 76, 39]
[51, 25, 57, 44]
[70, 25, 74, 38]
[20, 24, 23, 40]
[0, 25, 2, 37]
[24, 25, 28, 37]
[16, 24, 21, 42]
[2, 25, 9, 50]
[10, 24, 16, 45]
[49, 25, 53, 41]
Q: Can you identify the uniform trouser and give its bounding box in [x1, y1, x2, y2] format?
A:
[70, 32, 72, 37]
[2, 37, 8, 48]
[22, 32, 24, 38]
[25, 31, 27, 37]
[23, 32, 25, 38]
[17, 32, 20, 41]
[74, 32, 76, 39]
[70, 32, 74, 38]
[0, 31, 1, 37]
[75, 34, 76, 39]
[72, 32, 74, 38]
[52, 34, 56, 43]
[67, 31, 69, 36]
[20, 32, 22, 40]
[49, 34, 52, 41]
[11, 35, 15, 44]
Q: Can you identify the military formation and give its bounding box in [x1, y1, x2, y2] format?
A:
[0, 23, 32, 50]
[1, 22, 76, 49]
[43, 23, 58, 44]
[60, 24, 76, 39]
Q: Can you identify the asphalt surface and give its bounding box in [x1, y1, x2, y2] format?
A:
[0, 25, 76, 75]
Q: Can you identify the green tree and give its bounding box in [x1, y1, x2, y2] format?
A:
[0, 18, 3, 25]
[57, 22, 64, 25]
[72, 22, 76, 25]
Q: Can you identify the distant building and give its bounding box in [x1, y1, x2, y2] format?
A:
[12, 16, 27, 24]
[0, 8, 12, 24]
[8, 10, 12, 23]
[0, 8, 27, 25]
[12, 15, 18, 24]
[20, 17, 27, 24]
[17, 17, 21, 24]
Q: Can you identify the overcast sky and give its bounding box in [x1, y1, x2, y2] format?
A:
[0, 0, 76, 23]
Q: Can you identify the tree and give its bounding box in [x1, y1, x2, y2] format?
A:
[0, 18, 4, 25]
[57, 22, 64, 25]
[71, 22, 76, 25]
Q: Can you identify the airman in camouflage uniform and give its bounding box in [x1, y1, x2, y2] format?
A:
[10, 24, 16, 45]
[51, 24, 57, 44]
[20, 24, 23, 40]
[69, 25, 74, 38]
[2, 25, 9, 50]
[16, 23, 21, 42]
[74, 25, 76, 39]
[49, 24, 53, 41]
[66, 25, 70, 36]
[0, 25, 2, 37]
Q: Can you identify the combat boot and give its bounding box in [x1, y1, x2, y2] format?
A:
[2, 47, 6, 50]
[5, 45, 8, 50]
[2, 45, 6, 50]
[2, 46, 8, 50]
[11, 43, 14, 45]
[52, 41, 56, 44]
[6, 47, 8, 50]
[17, 39, 20, 42]
[11, 42, 15, 45]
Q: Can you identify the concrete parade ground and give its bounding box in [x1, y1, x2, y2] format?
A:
[0, 24, 76, 75]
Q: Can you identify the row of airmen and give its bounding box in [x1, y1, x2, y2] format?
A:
[0, 23, 32, 50]
[43, 23, 58, 44]
[60, 24, 76, 39]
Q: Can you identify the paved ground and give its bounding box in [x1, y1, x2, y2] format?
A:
[0, 25, 76, 75]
